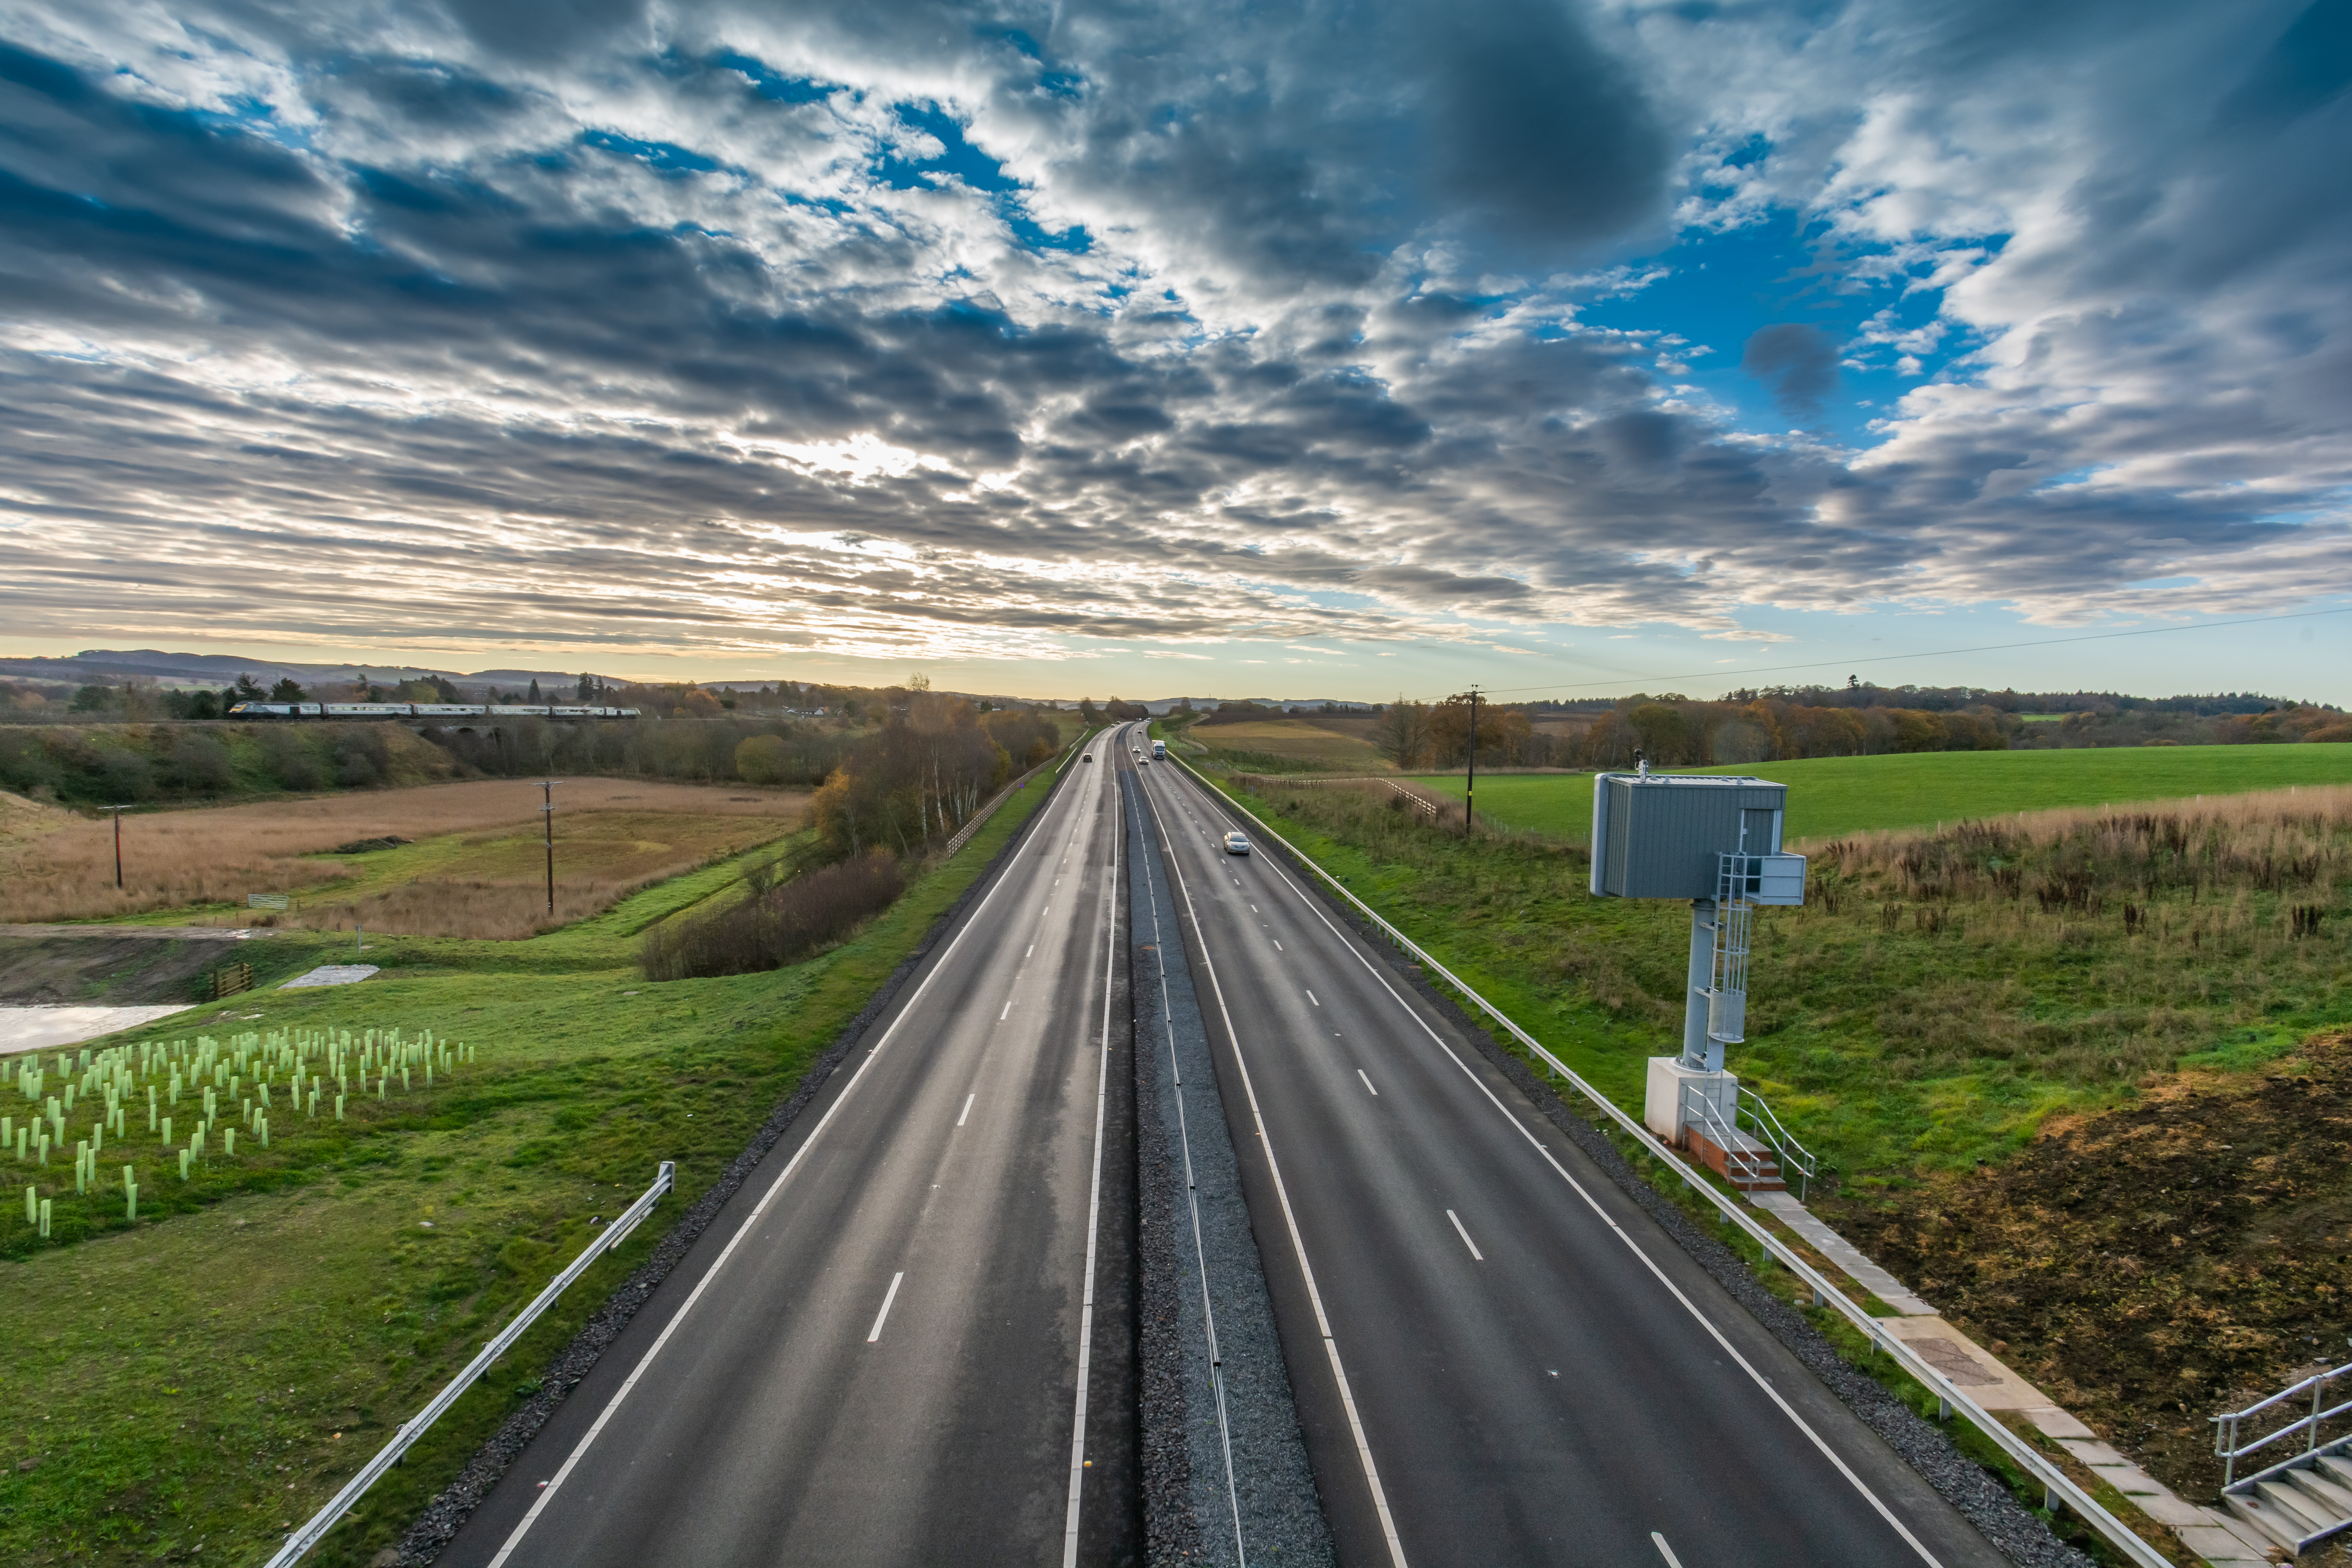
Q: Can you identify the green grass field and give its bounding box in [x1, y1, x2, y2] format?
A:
[1410, 744, 2352, 843]
[0, 769, 1061, 1567]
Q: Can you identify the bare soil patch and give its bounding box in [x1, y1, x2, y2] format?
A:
[1843, 1033, 2352, 1503]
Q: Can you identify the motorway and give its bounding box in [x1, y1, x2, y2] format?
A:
[443, 733, 1134, 1568]
[1130, 729, 2009, 1568]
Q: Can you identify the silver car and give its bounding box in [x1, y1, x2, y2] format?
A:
[1223, 831, 1250, 855]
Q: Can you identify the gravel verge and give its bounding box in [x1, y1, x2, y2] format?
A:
[391, 765, 1072, 1565]
[1127, 775, 1333, 1568]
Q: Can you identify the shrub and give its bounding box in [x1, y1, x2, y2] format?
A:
[735, 733, 790, 785]
[640, 852, 905, 981]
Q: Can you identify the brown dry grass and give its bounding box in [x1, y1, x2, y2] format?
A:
[0, 779, 808, 929]
[0, 788, 72, 852]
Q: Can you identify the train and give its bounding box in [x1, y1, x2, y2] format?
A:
[227, 702, 641, 721]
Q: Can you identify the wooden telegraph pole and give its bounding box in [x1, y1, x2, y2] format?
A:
[105, 803, 136, 891]
[540, 782, 555, 916]
[1461, 687, 1482, 833]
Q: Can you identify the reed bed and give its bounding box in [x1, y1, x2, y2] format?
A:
[0, 779, 808, 928]
[2, 1022, 472, 1254]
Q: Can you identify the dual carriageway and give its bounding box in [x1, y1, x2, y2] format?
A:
[443, 725, 2007, 1567]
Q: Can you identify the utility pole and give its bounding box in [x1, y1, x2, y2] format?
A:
[540, 782, 555, 916]
[105, 804, 134, 890]
[1461, 687, 1482, 833]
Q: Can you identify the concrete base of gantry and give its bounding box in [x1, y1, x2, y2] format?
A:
[1644, 1056, 1736, 1147]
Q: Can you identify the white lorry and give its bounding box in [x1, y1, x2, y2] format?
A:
[1151, 739, 1167, 760]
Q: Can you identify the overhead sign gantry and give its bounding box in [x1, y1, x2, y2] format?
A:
[1590, 763, 1805, 1150]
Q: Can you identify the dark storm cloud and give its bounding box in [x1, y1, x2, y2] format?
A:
[0, 0, 2344, 662]
[1740, 323, 1837, 423]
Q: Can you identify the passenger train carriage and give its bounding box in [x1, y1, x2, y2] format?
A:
[227, 702, 640, 720]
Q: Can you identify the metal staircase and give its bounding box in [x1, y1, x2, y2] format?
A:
[2215, 1361, 2352, 1554]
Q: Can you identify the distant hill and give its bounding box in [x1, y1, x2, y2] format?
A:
[0, 650, 621, 693]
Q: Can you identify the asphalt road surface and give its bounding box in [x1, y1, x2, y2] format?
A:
[443, 735, 1133, 1568]
[1134, 746, 2011, 1568]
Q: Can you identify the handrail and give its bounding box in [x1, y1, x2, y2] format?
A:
[1739, 1088, 1819, 1200]
[1177, 759, 2174, 1568]
[2215, 1360, 2352, 1487]
[1681, 1082, 1769, 1187]
[263, 1161, 675, 1567]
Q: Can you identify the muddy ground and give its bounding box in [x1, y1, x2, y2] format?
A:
[0, 928, 279, 1004]
[1836, 1033, 2352, 1506]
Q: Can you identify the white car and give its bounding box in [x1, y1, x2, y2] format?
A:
[1223, 832, 1250, 856]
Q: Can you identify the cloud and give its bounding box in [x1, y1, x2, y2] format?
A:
[1740, 323, 1838, 422]
[0, 0, 2341, 672]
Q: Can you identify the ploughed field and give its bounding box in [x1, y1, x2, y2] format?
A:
[0, 779, 808, 938]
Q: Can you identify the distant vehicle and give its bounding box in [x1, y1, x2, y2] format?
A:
[1223, 832, 1250, 855]
[1083, 753, 1094, 763]
[1151, 739, 1167, 759]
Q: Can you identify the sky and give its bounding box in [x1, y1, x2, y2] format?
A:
[0, 0, 2348, 705]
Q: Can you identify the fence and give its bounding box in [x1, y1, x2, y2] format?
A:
[264, 1161, 675, 1567]
[1181, 758, 2173, 1568]
[938, 737, 1084, 860]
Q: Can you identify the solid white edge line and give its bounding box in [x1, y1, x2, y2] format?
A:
[1445, 1209, 1484, 1262]
[1652, 1531, 1686, 1567]
[866, 1271, 904, 1343]
[1231, 797, 1945, 1568]
[1061, 752, 1118, 1568]
[1139, 764, 1410, 1568]
[957, 1093, 975, 1127]
[1358, 1069, 1377, 1097]
[485, 754, 1078, 1568]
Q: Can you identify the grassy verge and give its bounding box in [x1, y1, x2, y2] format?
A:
[1208, 772, 2352, 1177]
[1407, 743, 2352, 842]
[1201, 761, 2352, 1518]
[0, 768, 1061, 1566]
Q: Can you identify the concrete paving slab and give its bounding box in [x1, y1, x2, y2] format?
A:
[1749, 1189, 1938, 1313]
[280, 964, 379, 989]
[2026, 1406, 2098, 1440]
[0, 1003, 199, 1054]
[1880, 1316, 2056, 1412]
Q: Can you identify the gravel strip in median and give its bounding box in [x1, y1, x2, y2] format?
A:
[1127, 774, 1334, 1568]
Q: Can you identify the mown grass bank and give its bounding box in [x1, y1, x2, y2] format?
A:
[0, 768, 1061, 1567]
[1407, 743, 2352, 842]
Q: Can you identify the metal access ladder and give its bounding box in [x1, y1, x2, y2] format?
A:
[2215, 1361, 2352, 1554]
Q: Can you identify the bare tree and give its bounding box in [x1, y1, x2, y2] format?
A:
[1374, 699, 1432, 769]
